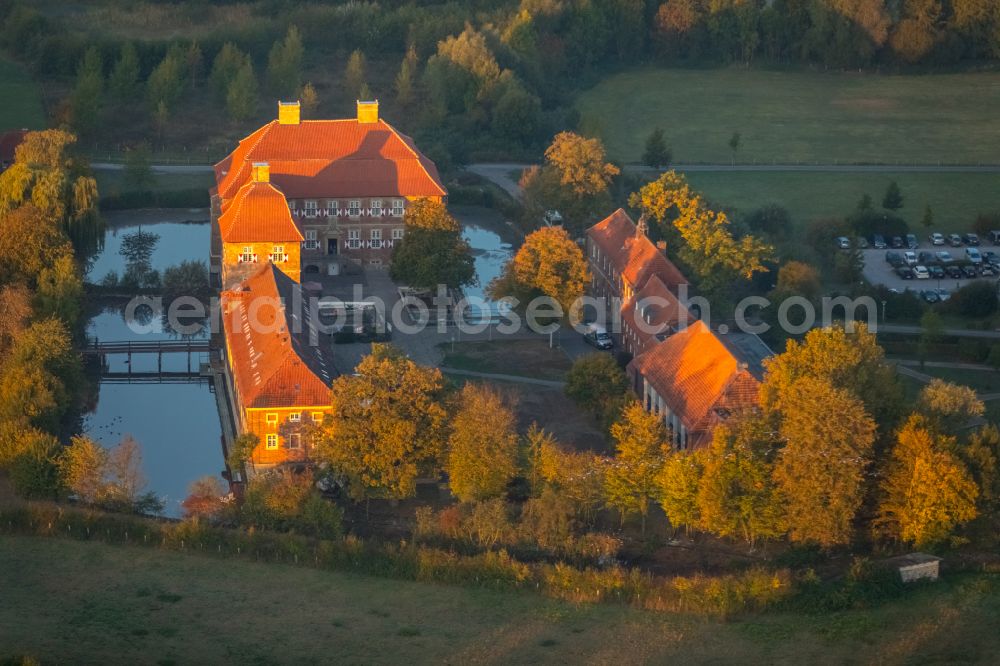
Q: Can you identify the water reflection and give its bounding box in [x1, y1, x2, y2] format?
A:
[86, 209, 210, 282]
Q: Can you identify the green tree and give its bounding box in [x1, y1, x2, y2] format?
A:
[344, 50, 368, 99]
[146, 49, 185, 112]
[227, 432, 259, 472]
[773, 376, 876, 547]
[605, 402, 668, 533]
[162, 260, 210, 303]
[728, 131, 741, 163]
[226, 62, 259, 122]
[921, 204, 934, 228]
[8, 432, 63, 499]
[643, 128, 672, 168]
[70, 46, 103, 135]
[446, 383, 520, 502]
[318, 344, 448, 500]
[395, 45, 418, 108]
[389, 199, 475, 290]
[109, 42, 140, 101]
[123, 142, 154, 192]
[697, 415, 784, 549]
[876, 415, 979, 547]
[882, 180, 904, 211]
[266, 25, 304, 97]
[210, 43, 249, 101]
[564, 353, 629, 427]
[300, 82, 319, 117]
[918, 309, 944, 366]
[492, 84, 541, 143]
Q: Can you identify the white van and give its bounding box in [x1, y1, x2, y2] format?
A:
[583, 324, 613, 350]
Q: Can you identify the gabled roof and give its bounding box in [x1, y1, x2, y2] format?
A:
[222, 264, 335, 409]
[218, 180, 303, 243]
[587, 208, 688, 293]
[214, 119, 446, 202]
[628, 320, 761, 435]
[621, 274, 691, 352]
[0, 129, 27, 164]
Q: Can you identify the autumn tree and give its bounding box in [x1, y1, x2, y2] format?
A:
[0, 284, 32, 356]
[643, 128, 672, 168]
[227, 432, 259, 472]
[0, 205, 72, 285]
[57, 435, 108, 504]
[36, 254, 84, 328]
[300, 82, 319, 117]
[390, 199, 474, 290]
[605, 402, 668, 532]
[446, 383, 519, 502]
[266, 25, 304, 97]
[528, 425, 606, 519]
[877, 415, 979, 547]
[773, 376, 876, 547]
[344, 50, 368, 99]
[628, 170, 772, 293]
[564, 353, 629, 427]
[771, 261, 822, 304]
[539, 131, 619, 223]
[489, 226, 590, 319]
[696, 415, 784, 549]
[318, 344, 448, 500]
[917, 379, 985, 435]
[657, 451, 703, 536]
[181, 476, 228, 521]
[963, 425, 1000, 515]
[239, 469, 342, 538]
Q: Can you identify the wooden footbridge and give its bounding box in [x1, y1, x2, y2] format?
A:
[82, 338, 214, 383]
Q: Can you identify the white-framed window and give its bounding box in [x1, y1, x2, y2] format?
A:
[266, 434, 278, 449]
[239, 246, 257, 263]
[347, 229, 361, 250]
[270, 245, 287, 263]
[265, 413, 278, 425]
[370, 229, 382, 240]
[311, 411, 324, 422]
[304, 229, 319, 250]
[326, 200, 339, 216]
[391, 199, 404, 216]
[289, 412, 301, 422]
[348, 200, 361, 216]
[371, 199, 383, 216]
[369, 259, 382, 267]
[392, 228, 404, 241]
[288, 433, 301, 450]
[304, 200, 318, 217]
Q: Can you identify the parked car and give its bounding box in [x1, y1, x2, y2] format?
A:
[984, 250, 999, 263]
[906, 234, 919, 249]
[990, 230, 1000, 245]
[885, 251, 903, 267]
[929, 265, 945, 279]
[903, 251, 917, 266]
[935, 288, 951, 302]
[918, 251, 935, 264]
[966, 247, 983, 264]
[948, 233, 964, 247]
[896, 266, 915, 280]
[583, 324, 614, 350]
[873, 234, 887, 249]
[962, 265, 979, 278]
[891, 236, 904, 249]
[921, 290, 940, 303]
[929, 232, 946, 246]
[945, 265, 964, 279]
[980, 265, 997, 277]
[914, 265, 931, 279]
[935, 251, 954, 264]
[964, 233, 980, 246]
[836, 236, 851, 250]
[543, 209, 563, 227]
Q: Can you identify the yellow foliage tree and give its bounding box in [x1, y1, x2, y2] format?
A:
[491, 225, 590, 316]
[543, 131, 620, 198]
[605, 401, 669, 532]
[877, 415, 979, 547]
[528, 425, 606, 519]
[446, 383, 520, 502]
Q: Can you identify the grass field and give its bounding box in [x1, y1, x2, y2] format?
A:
[93, 169, 214, 197]
[682, 171, 1000, 230]
[2, 535, 1000, 664]
[440, 340, 573, 381]
[0, 57, 46, 130]
[578, 68, 1000, 165]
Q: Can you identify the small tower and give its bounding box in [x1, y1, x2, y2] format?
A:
[636, 212, 649, 238]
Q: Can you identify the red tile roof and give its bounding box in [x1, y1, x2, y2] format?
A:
[628, 320, 760, 437]
[0, 129, 27, 165]
[620, 274, 691, 353]
[587, 208, 688, 293]
[222, 264, 334, 409]
[218, 180, 303, 243]
[214, 119, 446, 202]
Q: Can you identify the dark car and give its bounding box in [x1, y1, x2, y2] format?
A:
[872, 234, 887, 249]
[885, 251, 904, 267]
[945, 265, 963, 279]
[896, 266, 915, 280]
[891, 236, 904, 249]
[929, 265, 945, 279]
[906, 234, 919, 249]
[918, 251, 935, 264]
[921, 290, 940, 304]
[962, 265, 979, 278]
[964, 233, 980, 246]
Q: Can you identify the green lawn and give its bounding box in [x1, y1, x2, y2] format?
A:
[578, 67, 1000, 165]
[2, 535, 1000, 664]
[93, 169, 214, 197]
[0, 57, 46, 130]
[682, 170, 1000, 229]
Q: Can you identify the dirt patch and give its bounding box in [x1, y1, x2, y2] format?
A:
[441, 339, 572, 381]
[507, 385, 610, 454]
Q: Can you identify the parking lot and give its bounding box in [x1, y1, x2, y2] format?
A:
[861, 244, 999, 298]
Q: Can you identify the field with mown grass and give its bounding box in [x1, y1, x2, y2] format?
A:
[0, 57, 46, 130]
[682, 171, 1000, 231]
[578, 67, 1000, 165]
[2, 535, 1000, 664]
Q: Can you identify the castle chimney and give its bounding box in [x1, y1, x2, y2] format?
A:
[357, 99, 379, 124]
[636, 213, 649, 238]
[656, 240, 668, 255]
[278, 100, 301, 125]
[251, 162, 270, 183]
